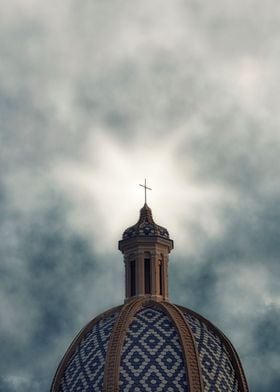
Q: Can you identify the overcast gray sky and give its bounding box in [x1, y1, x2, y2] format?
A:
[1, 1, 280, 391]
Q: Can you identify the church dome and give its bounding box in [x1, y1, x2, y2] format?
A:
[52, 299, 248, 392]
[51, 197, 248, 392]
[122, 203, 170, 240]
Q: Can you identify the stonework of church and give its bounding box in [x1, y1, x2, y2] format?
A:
[51, 201, 249, 391]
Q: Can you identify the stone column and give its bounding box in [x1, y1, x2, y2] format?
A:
[150, 252, 157, 296]
[162, 255, 168, 300]
[136, 251, 144, 296]
[124, 256, 131, 300]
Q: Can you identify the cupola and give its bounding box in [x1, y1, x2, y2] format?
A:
[119, 203, 173, 302]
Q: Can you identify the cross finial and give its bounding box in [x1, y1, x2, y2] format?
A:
[139, 179, 152, 205]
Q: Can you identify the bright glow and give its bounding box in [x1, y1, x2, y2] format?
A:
[52, 129, 236, 254]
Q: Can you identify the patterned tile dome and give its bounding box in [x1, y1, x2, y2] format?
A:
[52, 299, 248, 392]
[122, 204, 170, 240]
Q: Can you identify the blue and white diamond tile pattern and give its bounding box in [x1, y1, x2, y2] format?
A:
[59, 311, 119, 392]
[123, 224, 169, 239]
[183, 312, 239, 392]
[119, 306, 188, 391]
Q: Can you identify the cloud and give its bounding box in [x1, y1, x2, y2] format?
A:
[0, 178, 123, 390]
[0, 1, 279, 391]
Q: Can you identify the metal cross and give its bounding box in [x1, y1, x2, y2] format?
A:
[139, 179, 152, 204]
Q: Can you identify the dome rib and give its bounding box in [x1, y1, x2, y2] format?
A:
[160, 301, 204, 392]
[178, 305, 249, 392]
[103, 298, 204, 392]
[51, 305, 122, 392]
[103, 298, 146, 391]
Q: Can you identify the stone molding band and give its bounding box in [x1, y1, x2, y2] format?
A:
[160, 302, 204, 392]
[51, 305, 122, 392]
[219, 330, 249, 392]
[103, 298, 146, 391]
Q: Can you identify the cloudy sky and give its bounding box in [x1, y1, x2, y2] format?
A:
[1, 1, 280, 391]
